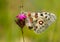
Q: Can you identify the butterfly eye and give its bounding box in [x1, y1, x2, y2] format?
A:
[39, 20, 44, 25]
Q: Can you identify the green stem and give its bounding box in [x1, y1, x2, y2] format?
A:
[21, 28, 25, 42]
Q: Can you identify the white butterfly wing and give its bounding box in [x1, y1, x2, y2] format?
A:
[33, 12, 56, 34]
[25, 12, 56, 34]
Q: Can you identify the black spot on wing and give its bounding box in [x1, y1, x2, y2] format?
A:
[34, 26, 38, 31]
[45, 16, 47, 18]
[40, 13, 43, 16]
[45, 12, 47, 14]
[28, 26, 33, 30]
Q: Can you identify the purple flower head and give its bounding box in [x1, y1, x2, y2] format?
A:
[15, 13, 27, 28]
[16, 13, 27, 20]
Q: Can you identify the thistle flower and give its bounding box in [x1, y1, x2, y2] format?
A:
[16, 13, 27, 21]
[15, 13, 27, 28]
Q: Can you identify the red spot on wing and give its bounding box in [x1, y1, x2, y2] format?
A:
[35, 13, 38, 18]
[39, 20, 44, 25]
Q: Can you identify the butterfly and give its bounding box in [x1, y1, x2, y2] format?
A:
[16, 12, 56, 34]
[24, 12, 56, 34]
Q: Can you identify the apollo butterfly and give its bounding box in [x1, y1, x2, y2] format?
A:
[25, 12, 56, 34]
[16, 12, 56, 34]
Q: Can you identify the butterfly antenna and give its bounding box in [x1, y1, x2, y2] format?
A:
[20, 0, 24, 13]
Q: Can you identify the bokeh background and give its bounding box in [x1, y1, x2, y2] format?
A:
[0, 0, 60, 42]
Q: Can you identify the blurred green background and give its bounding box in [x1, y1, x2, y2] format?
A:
[0, 0, 60, 42]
